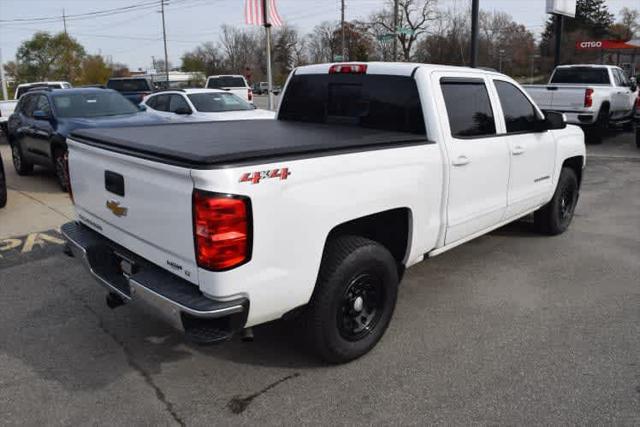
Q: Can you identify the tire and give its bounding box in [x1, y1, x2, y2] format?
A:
[11, 141, 33, 176]
[53, 147, 69, 192]
[0, 157, 6, 208]
[585, 105, 609, 144]
[304, 235, 399, 364]
[534, 168, 579, 236]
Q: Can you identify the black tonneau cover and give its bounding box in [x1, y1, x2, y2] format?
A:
[70, 120, 428, 168]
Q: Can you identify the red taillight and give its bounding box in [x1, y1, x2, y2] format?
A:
[248, 88, 253, 101]
[329, 63, 368, 74]
[193, 191, 251, 271]
[584, 88, 594, 108]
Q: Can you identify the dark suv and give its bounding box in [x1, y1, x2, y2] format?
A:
[106, 77, 155, 105]
[7, 88, 166, 191]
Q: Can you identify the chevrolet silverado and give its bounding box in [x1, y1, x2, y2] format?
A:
[524, 64, 637, 142]
[62, 62, 585, 363]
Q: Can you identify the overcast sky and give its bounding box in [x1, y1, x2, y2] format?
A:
[0, 0, 633, 70]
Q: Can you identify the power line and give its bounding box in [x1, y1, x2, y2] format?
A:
[0, 1, 159, 23]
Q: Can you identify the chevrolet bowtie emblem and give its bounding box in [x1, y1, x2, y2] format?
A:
[106, 200, 128, 217]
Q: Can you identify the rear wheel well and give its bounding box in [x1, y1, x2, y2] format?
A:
[562, 156, 584, 187]
[324, 208, 411, 278]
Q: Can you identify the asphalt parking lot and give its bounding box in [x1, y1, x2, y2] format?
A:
[0, 130, 639, 425]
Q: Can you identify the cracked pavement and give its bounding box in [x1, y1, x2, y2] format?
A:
[0, 131, 639, 424]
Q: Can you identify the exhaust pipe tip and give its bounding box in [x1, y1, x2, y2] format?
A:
[241, 327, 254, 342]
[106, 292, 126, 310]
[63, 244, 74, 257]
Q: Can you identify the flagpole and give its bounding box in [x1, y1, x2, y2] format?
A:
[263, 0, 274, 110]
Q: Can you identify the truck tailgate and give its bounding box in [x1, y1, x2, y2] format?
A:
[526, 85, 587, 111]
[67, 138, 199, 284]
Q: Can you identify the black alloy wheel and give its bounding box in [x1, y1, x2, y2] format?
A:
[337, 273, 385, 341]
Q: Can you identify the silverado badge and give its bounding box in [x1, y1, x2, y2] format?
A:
[106, 200, 128, 217]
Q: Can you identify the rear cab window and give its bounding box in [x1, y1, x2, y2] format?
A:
[440, 78, 496, 138]
[207, 76, 247, 89]
[550, 67, 610, 85]
[278, 73, 425, 135]
[107, 79, 152, 92]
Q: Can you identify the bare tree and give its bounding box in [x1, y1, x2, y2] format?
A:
[371, 0, 439, 61]
[619, 7, 640, 37]
[219, 25, 259, 74]
[306, 21, 339, 63]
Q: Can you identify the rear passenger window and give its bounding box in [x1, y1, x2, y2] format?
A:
[151, 95, 170, 112]
[440, 79, 496, 138]
[169, 95, 190, 113]
[494, 80, 540, 133]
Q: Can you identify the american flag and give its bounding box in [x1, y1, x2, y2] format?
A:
[244, 0, 284, 27]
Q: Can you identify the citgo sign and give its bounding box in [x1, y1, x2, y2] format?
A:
[576, 39, 640, 50]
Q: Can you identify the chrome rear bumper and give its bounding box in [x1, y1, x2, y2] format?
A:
[61, 221, 248, 342]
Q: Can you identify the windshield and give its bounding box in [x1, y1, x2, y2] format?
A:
[206, 77, 246, 88]
[187, 92, 253, 112]
[107, 79, 152, 92]
[550, 67, 610, 85]
[279, 74, 425, 134]
[52, 91, 139, 118]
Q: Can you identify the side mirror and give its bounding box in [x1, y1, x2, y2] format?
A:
[543, 110, 566, 130]
[32, 110, 50, 121]
[174, 107, 192, 115]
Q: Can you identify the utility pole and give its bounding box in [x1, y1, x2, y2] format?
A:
[341, 0, 346, 60]
[470, 0, 479, 67]
[263, 0, 274, 110]
[62, 9, 67, 35]
[0, 48, 8, 101]
[160, 0, 170, 88]
[392, 0, 399, 61]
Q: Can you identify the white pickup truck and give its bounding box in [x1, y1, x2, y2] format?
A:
[205, 74, 253, 104]
[524, 65, 637, 141]
[62, 63, 585, 363]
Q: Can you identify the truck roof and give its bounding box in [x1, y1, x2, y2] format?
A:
[295, 61, 502, 77]
[554, 64, 619, 69]
[70, 120, 428, 168]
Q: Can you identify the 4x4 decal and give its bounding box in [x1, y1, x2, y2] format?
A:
[239, 168, 291, 184]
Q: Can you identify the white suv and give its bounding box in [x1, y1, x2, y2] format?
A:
[141, 89, 274, 121]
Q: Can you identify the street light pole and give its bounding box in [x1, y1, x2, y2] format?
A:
[263, 0, 274, 110]
[341, 0, 346, 60]
[554, 14, 563, 67]
[392, 0, 399, 61]
[0, 48, 8, 101]
[470, 0, 479, 67]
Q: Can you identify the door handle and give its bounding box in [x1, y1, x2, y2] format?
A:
[512, 145, 525, 155]
[452, 155, 470, 166]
